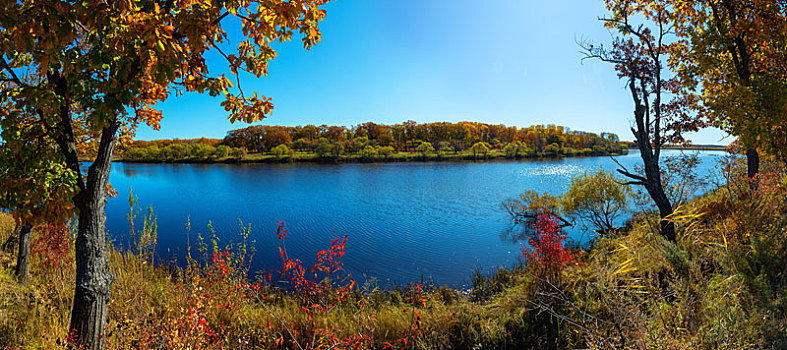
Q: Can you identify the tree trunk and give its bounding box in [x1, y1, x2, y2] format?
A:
[642, 155, 676, 242]
[746, 148, 759, 179]
[648, 185, 676, 242]
[2, 223, 20, 252]
[14, 223, 32, 284]
[69, 123, 119, 350]
[632, 103, 676, 242]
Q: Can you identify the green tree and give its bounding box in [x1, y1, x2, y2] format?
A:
[415, 141, 435, 159]
[122, 147, 145, 160]
[0, 1, 331, 347]
[562, 170, 631, 233]
[378, 146, 395, 159]
[471, 142, 491, 159]
[503, 141, 523, 158]
[544, 143, 561, 157]
[437, 141, 453, 157]
[215, 145, 231, 159]
[271, 144, 292, 159]
[330, 142, 345, 158]
[221, 121, 624, 159]
[361, 145, 377, 159]
[229, 147, 247, 160]
[169, 143, 187, 159]
[292, 137, 310, 152]
[316, 139, 333, 158]
[158, 145, 174, 160]
[349, 136, 369, 154]
[146, 145, 162, 159]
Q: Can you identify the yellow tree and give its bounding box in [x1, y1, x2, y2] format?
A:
[0, 0, 331, 348]
[668, 0, 787, 177]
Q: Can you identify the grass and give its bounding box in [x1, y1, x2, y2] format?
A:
[0, 215, 509, 349]
[1, 157, 785, 349]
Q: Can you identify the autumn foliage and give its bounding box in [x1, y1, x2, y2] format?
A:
[220, 122, 622, 156]
[31, 224, 73, 270]
[271, 222, 425, 350]
[1, 0, 336, 346]
[88, 219, 432, 350]
[521, 213, 579, 278]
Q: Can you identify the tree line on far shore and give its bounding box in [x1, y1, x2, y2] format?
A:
[119, 121, 624, 161]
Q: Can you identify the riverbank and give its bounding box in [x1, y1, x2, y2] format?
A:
[0, 212, 521, 349]
[115, 149, 628, 164]
[117, 122, 627, 165]
[622, 143, 729, 151]
[1, 159, 785, 349]
[662, 144, 728, 151]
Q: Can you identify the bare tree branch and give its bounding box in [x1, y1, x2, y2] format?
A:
[0, 57, 28, 88]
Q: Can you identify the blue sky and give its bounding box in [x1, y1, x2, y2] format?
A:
[137, 0, 730, 145]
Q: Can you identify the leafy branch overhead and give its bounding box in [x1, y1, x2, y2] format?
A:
[1, 0, 333, 348]
[0, 0, 331, 130]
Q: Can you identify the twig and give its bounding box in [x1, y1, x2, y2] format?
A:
[249, 291, 305, 350]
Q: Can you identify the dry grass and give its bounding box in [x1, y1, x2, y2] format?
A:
[0, 214, 509, 349]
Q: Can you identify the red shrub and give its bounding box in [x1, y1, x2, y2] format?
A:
[273, 222, 424, 349]
[32, 224, 73, 269]
[521, 212, 579, 278]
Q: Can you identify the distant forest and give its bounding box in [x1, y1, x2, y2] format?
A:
[120, 121, 624, 161]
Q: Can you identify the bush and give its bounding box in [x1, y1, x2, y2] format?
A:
[504, 170, 630, 236]
[562, 169, 631, 233]
[521, 213, 579, 279]
[415, 141, 434, 158]
[215, 145, 231, 158]
[229, 147, 247, 160]
[270, 144, 292, 158]
[31, 224, 73, 270]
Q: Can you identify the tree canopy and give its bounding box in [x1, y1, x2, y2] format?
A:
[221, 121, 623, 156]
[0, 0, 332, 348]
[668, 0, 787, 160]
